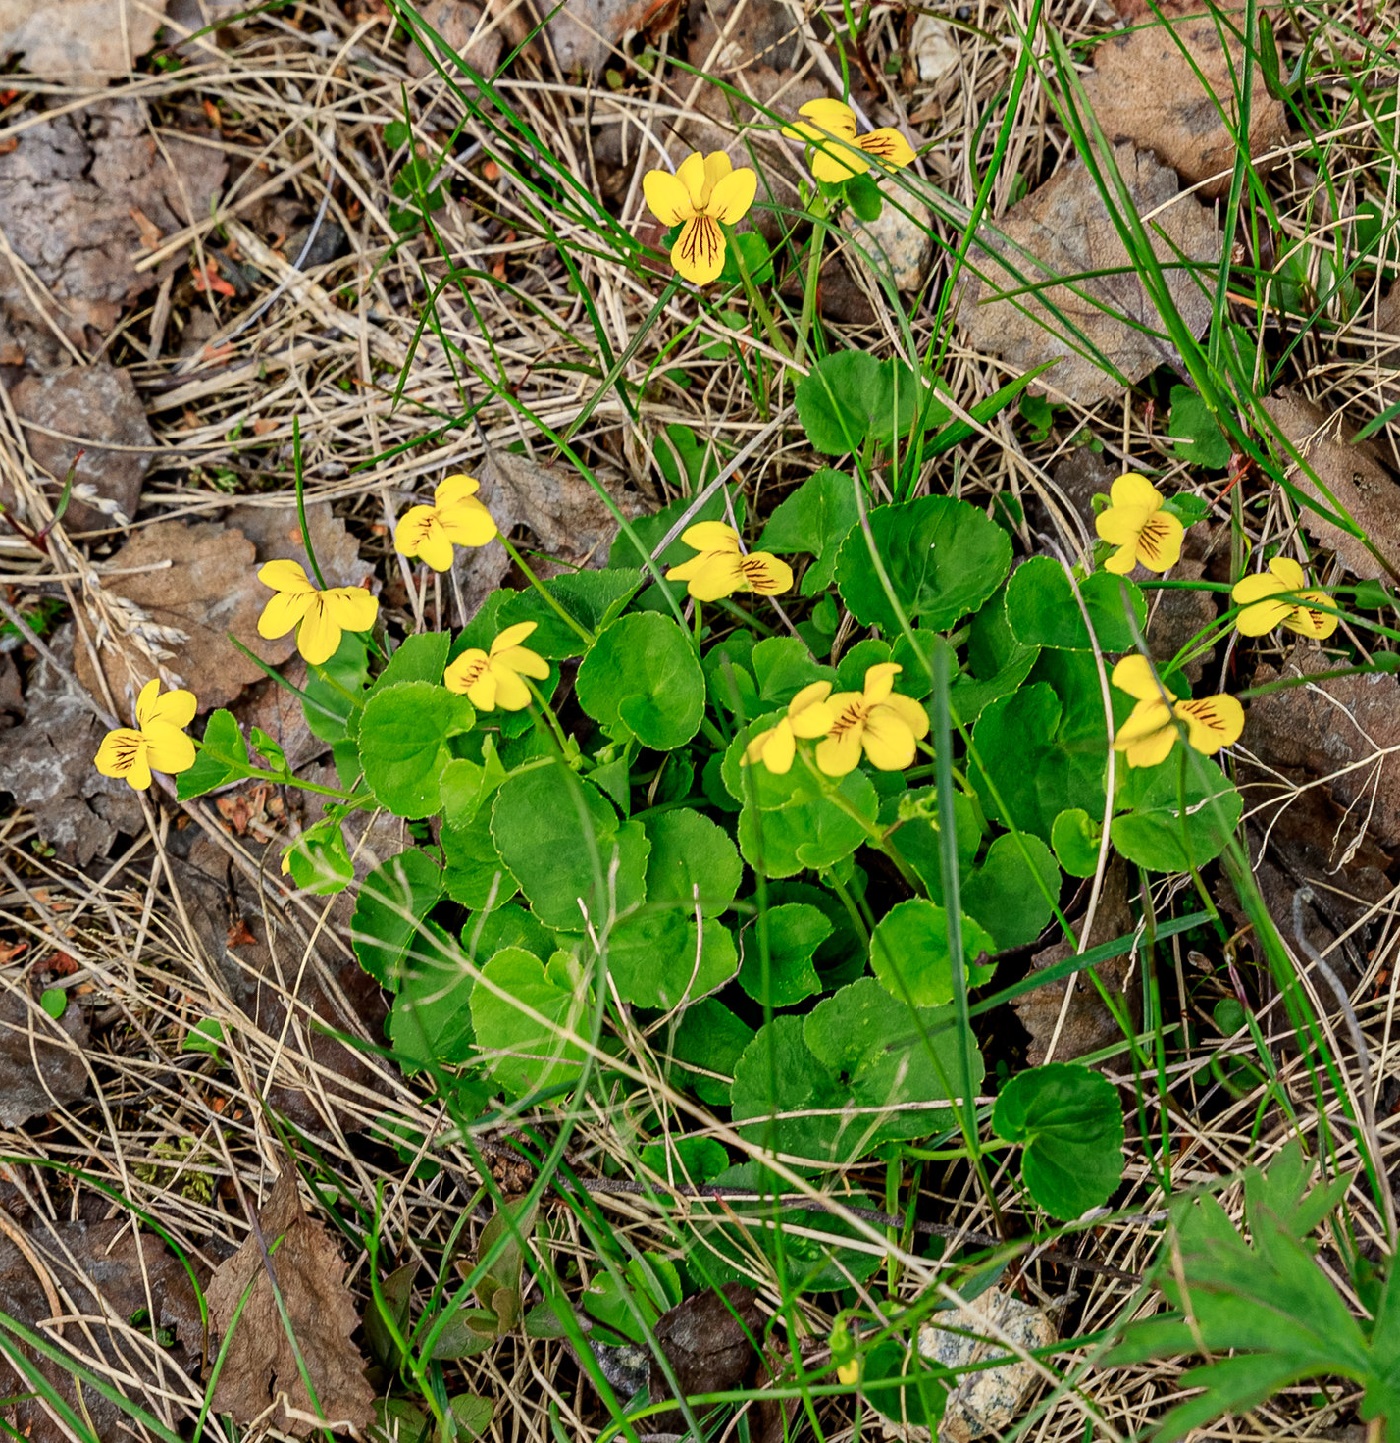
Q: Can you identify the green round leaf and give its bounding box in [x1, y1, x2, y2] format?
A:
[359, 681, 475, 819]
[1051, 807, 1103, 878]
[283, 818, 353, 896]
[606, 911, 737, 1008]
[730, 978, 985, 1165]
[350, 848, 444, 992]
[757, 468, 858, 595]
[1005, 556, 1148, 652]
[1110, 760, 1242, 872]
[498, 570, 640, 659]
[39, 987, 67, 1021]
[738, 902, 833, 1006]
[468, 947, 590, 1100]
[387, 921, 475, 1075]
[992, 1062, 1125, 1219]
[868, 898, 997, 1007]
[795, 351, 918, 456]
[836, 496, 1012, 635]
[666, 999, 753, 1106]
[461, 903, 555, 963]
[641, 809, 742, 919]
[962, 833, 1062, 951]
[863, 1338, 949, 1429]
[576, 613, 704, 749]
[491, 767, 647, 930]
[971, 683, 1105, 842]
[442, 807, 518, 910]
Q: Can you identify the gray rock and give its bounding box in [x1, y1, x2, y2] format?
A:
[10, 363, 154, 533]
[843, 183, 933, 292]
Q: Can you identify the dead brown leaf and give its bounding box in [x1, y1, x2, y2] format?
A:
[452, 449, 642, 617]
[0, 100, 225, 350]
[0, 1210, 202, 1443]
[206, 1169, 376, 1437]
[406, 0, 503, 79]
[232, 658, 323, 776]
[649, 1283, 786, 1442]
[222, 498, 376, 591]
[164, 831, 388, 1132]
[0, 624, 143, 865]
[1245, 646, 1400, 849]
[955, 143, 1220, 406]
[9, 363, 156, 532]
[75, 519, 294, 713]
[0, 975, 89, 1128]
[0, 0, 168, 84]
[1081, 13, 1287, 199]
[1261, 389, 1400, 581]
[1012, 862, 1142, 1067]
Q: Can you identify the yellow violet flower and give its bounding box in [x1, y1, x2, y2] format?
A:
[1231, 556, 1337, 640]
[1111, 654, 1244, 769]
[443, 620, 550, 711]
[745, 681, 838, 774]
[257, 560, 380, 667]
[94, 679, 197, 792]
[816, 663, 929, 776]
[665, 521, 793, 601]
[1095, 473, 1185, 576]
[783, 98, 916, 183]
[643, 150, 757, 286]
[394, 474, 498, 572]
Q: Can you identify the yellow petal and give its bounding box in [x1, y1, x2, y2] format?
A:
[142, 723, 196, 775]
[1234, 597, 1293, 637]
[708, 167, 756, 225]
[758, 720, 796, 773]
[810, 142, 864, 183]
[861, 707, 917, 770]
[789, 682, 836, 737]
[1284, 594, 1338, 640]
[796, 98, 859, 140]
[881, 692, 930, 740]
[644, 167, 693, 226]
[675, 151, 708, 211]
[1135, 513, 1183, 572]
[1095, 503, 1155, 548]
[435, 473, 481, 507]
[1120, 721, 1178, 769]
[493, 621, 540, 653]
[744, 722, 780, 767]
[673, 551, 746, 601]
[438, 496, 498, 547]
[257, 589, 313, 641]
[671, 213, 725, 285]
[490, 665, 534, 711]
[295, 598, 342, 666]
[416, 529, 457, 573]
[320, 586, 379, 634]
[258, 558, 315, 595]
[680, 521, 741, 554]
[856, 128, 916, 168]
[1231, 571, 1285, 606]
[95, 728, 147, 784]
[498, 644, 550, 681]
[737, 551, 793, 595]
[139, 684, 197, 731]
[701, 150, 732, 202]
[466, 668, 499, 711]
[394, 506, 441, 559]
[815, 723, 864, 777]
[1267, 555, 1308, 591]
[444, 650, 488, 696]
[1175, 695, 1245, 754]
[133, 679, 162, 728]
[1112, 653, 1173, 703]
[862, 662, 903, 704]
[1102, 542, 1139, 576]
[1109, 473, 1164, 513]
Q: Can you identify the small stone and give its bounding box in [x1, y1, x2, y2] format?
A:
[910, 14, 960, 81]
[918, 1288, 1058, 1443]
[843, 184, 933, 292]
[405, 0, 503, 80]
